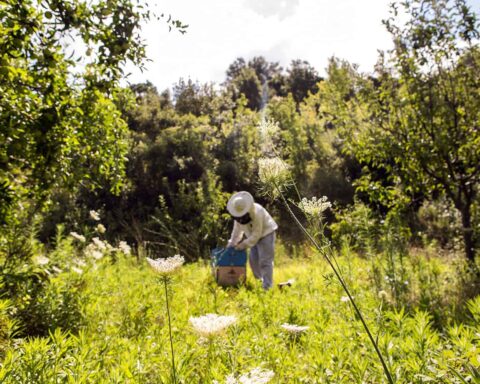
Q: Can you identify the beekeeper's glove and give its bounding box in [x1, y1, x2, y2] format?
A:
[226, 240, 235, 249]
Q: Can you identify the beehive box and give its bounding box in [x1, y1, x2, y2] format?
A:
[211, 247, 247, 266]
[215, 266, 246, 287]
[211, 247, 247, 286]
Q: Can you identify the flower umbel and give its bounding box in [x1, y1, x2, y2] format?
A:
[89, 210, 100, 221]
[147, 255, 184, 276]
[70, 231, 86, 242]
[118, 241, 131, 255]
[298, 196, 332, 218]
[258, 157, 290, 197]
[281, 323, 310, 334]
[258, 118, 280, 155]
[189, 313, 237, 337]
[238, 367, 274, 384]
[217, 367, 275, 384]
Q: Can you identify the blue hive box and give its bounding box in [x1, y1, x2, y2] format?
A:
[211, 247, 247, 267]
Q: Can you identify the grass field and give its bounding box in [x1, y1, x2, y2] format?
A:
[1, 243, 478, 383]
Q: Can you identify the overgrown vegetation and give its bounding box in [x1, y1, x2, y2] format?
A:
[0, 246, 478, 383]
[0, 0, 479, 382]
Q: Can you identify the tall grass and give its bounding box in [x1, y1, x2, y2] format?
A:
[0, 252, 478, 383]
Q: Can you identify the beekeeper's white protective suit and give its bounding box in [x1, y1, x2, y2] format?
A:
[227, 191, 278, 290]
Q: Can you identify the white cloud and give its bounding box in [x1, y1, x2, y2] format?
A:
[243, 0, 300, 20]
[123, 0, 480, 91]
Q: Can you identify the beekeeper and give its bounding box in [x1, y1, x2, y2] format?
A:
[226, 191, 278, 290]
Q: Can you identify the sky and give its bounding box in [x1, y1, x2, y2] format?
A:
[124, 0, 480, 92]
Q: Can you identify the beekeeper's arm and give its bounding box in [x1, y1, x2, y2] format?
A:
[236, 218, 262, 250]
[227, 221, 244, 247]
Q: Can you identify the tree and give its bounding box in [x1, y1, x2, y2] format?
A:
[286, 60, 322, 104]
[229, 67, 263, 111]
[224, 56, 285, 110]
[350, 0, 480, 261]
[173, 78, 215, 116]
[0, 0, 186, 224]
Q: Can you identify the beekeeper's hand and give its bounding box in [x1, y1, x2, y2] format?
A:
[226, 241, 235, 249]
[234, 242, 247, 250]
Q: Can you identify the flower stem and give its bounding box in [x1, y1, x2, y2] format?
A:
[163, 277, 177, 384]
[277, 188, 394, 384]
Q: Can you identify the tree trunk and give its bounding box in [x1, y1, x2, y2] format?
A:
[460, 204, 476, 262]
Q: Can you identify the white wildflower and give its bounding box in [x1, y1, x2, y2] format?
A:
[212, 368, 275, 384]
[35, 255, 50, 266]
[340, 295, 353, 302]
[258, 157, 290, 197]
[70, 231, 86, 242]
[96, 223, 106, 234]
[258, 118, 280, 154]
[75, 258, 87, 268]
[71, 266, 83, 274]
[238, 367, 275, 384]
[85, 243, 104, 260]
[89, 210, 101, 221]
[146, 255, 184, 276]
[92, 237, 107, 251]
[299, 196, 332, 218]
[118, 241, 131, 255]
[258, 118, 280, 140]
[189, 313, 237, 337]
[105, 241, 114, 251]
[281, 323, 310, 334]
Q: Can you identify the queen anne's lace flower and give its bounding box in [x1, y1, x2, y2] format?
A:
[189, 313, 237, 337]
[217, 367, 275, 384]
[281, 323, 310, 334]
[298, 196, 332, 218]
[118, 241, 131, 255]
[70, 231, 86, 242]
[96, 223, 106, 234]
[92, 237, 107, 251]
[89, 210, 101, 221]
[85, 243, 104, 260]
[258, 118, 280, 154]
[146, 255, 184, 275]
[258, 118, 280, 139]
[238, 367, 275, 384]
[35, 255, 50, 266]
[258, 157, 291, 198]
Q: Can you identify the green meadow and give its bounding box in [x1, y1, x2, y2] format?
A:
[1, 239, 477, 383]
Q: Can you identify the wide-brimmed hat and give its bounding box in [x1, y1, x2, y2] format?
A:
[227, 191, 254, 217]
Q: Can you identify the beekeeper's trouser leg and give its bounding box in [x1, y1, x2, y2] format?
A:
[249, 231, 275, 290]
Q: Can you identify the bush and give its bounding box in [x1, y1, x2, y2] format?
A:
[0, 224, 87, 337]
[417, 196, 462, 250]
[331, 200, 380, 252]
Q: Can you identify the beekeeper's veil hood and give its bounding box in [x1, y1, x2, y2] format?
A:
[227, 191, 254, 217]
